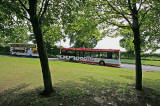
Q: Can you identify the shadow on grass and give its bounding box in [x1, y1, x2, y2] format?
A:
[0, 77, 160, 106]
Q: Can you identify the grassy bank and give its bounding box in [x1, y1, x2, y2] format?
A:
[121, 58, 160, 66]
[0, 56, 160, 106]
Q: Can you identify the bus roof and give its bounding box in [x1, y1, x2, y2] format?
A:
[9, 43, 37, 48]
[61, 48, 120, 53]
[9, 43, 36, 45]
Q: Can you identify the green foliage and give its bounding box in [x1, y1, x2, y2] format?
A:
[0, 26, 29, 43]
[61, 0, 104, 48]
[140, 1, 160, 52]
[120, 36, 134, 54]
[0, 0, 64, 46]
[120, 51, 135, 59]
[121, 58, 160, 66]
[118, 1, 160, 53]
[42, 25, 64, 56]
[0, 1, 29, 43]
[141, 53, 160, 60]
[95, 0, 160, 51]
[121, 51, 160, 66]
[0, 44, 10, 55]
[46, 45, 60, 57]
[43, 25, 64, 45]
[121, 52, 160, 59]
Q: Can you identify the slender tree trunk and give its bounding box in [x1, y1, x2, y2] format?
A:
[132, 8, 142, 90]
[133, 27, 142, 90]
[30, 16, 54, 94]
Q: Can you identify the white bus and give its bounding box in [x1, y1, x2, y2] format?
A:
[59, 48, 121, 67]
[10, 43, 39, 57]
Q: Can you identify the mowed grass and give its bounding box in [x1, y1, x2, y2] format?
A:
[0, 56, 160, 106]
[121, 58, 160, 66]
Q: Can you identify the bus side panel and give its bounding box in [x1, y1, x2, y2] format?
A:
[59, 53, 121, 66]
[104, 59, 121, 66]
[15, 52, 27, 56]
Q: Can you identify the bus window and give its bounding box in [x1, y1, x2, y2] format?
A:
[84, 51, 91, 57]
[76, 51, 79, 57]
[112, 52, 119, 59]
[79, 51, 84, 57]
[67, 50, 75, 56]
[107, 52, 112, 59]
[61, 50, 67, 55]
[13, 49, 25, 53]
[100, 52, 107, 59]
[91, 52, 99, 58]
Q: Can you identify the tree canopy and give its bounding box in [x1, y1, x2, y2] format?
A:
[94, 0, 160, 90]
[119, 0, 160, 53]
[0, 1, 29, 43]
[59, 0, 104, 48]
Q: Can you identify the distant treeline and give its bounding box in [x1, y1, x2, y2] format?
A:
[46, 45, 60, 58]
[0, 44, 10, 55]
[121, 51, 160, 61]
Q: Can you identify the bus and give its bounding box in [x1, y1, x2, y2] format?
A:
[59, 48, 121, 67]
[10, 43, 39, 57]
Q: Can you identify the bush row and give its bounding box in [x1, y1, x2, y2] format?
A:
[120, 51, 160, 61]
[0, 44, 10, 55]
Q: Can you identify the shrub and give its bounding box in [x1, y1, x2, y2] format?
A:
[0, 44, 10, 55]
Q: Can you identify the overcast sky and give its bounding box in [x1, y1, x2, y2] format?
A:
[95, 36, 125, 51]
[56, 37, 160, 53]
[56, 36, 126, 51]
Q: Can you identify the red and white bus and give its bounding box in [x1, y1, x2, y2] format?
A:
[59, 48, 121, 67]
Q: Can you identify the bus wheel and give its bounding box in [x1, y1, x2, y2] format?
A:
[99, 61, 105, 66]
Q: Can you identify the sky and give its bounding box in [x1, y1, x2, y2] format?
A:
[56, 36, 126, 51]
[56, 37, 160, 53]
[95, 36, 125, 51]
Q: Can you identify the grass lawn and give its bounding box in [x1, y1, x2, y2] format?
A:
[121, 58, 160, 66]
[0, 56, 160, 106]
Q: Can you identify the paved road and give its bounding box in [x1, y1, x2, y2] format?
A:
[120, 63, 160, 71]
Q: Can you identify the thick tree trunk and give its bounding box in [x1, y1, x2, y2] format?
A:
[132, 8, 142, 90]
[30, 16, 54, 94]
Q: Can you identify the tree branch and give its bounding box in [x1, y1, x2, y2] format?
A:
[106, 20, 130, 28]
[139, 7, 152, 26]
[23, 15, 30, 21]
[128, 0, 133, 11]
[38, 0, 45, 17]
[95, 11, 105, 22]
[95, 10, 129, 28]
[138, 0, 146, 11]
[9, 2, 30, 21]
[40, 0, 50, 19]
[106, 1, 132, 28]
[17, 0, 29, 13]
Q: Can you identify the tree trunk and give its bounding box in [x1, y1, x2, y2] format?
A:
[132, 8, 142, 90]
[30, 16, 54, 95]
[133, 27, 142, 90]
